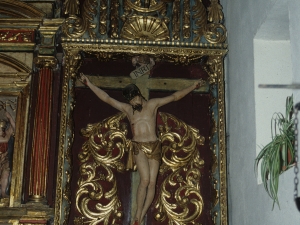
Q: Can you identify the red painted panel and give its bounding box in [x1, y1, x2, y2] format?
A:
[0, 29, 35, 43]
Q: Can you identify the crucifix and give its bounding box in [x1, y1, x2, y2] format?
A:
[75, 57, 208, 224]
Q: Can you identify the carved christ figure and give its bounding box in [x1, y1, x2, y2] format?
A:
[79, 73, 204, 225]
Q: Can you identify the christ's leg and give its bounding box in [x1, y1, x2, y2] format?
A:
[134, 151, 150, 224]
[140, 158, 159, 223]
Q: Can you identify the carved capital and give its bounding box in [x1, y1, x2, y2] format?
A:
[33, 56, 58, 69]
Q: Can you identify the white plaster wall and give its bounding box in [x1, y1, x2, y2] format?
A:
[223, 0, 300, 223]
[254, 40, 292, 183]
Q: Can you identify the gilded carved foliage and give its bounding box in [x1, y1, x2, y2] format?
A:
[57, 44, 227, 224]
[155, 113, 205, 224]
[54, 50, 82, 224]
[33, 56, 58, 69]
[75, 112, 205, 224]
[207, 0, 224, 23]
[110, 0, 120, 38]
[120, 0, 170, 41]
[0, 30, 34, 43]
[99, 0, 108, 35]
[192, 0, 226, 43]
[61, 0, 227, 44]
[172, 0, 180, 41]
[64, 0, 80, 15]
[62, 0, 97, 38]
[183, 0, 191, 40]
[75, 112, 127, 225]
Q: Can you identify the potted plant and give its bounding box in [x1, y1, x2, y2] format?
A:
[255, 95, 295, 209]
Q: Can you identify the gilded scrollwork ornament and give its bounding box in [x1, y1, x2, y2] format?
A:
[75, 111, 205, 224]
[155, 112, 205, 224]
[192, 0, 207, 43]
[172, 0, 180, 41]
[99, 0, 108, 35]
[75, 112, 127, 225]
[207, 0, 224, 23]
[33, 56, 58, 69]
[66, 50, 82, 79]
[192, 0, 227, 44]
[183, 0, 191, 39]
[120, 15, 170, 41]
[110, 0, 120, 38]
[64, 0, 80, 15]
[120, 0, 170, 41]
[62, 0, 97, 38]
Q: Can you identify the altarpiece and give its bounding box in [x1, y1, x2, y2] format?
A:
[0, 0, 227, 224]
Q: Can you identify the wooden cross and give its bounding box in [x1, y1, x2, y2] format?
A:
[76, 64, 208, 224]
[76, 68, 208, 99]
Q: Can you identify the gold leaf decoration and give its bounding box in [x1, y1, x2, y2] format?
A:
[120, 15, 170, 41]
[192, 0, 208, 43]
[183, 0, 191, 39]
[155, 112, 205, 224]
[62, 0, 97, 38]
[204, 23, 227, 44]
[76, 111, 206, 224]
[64, 0, 80, 15]
[76, 112, 127, 225]
[99, 0, 108, 35]
[172, 0, 181, 41]
[207, 0, 224, 23]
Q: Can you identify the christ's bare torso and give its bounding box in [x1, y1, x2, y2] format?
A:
[124, 99, 158, 142]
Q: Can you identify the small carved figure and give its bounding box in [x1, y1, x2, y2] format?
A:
[79, 73, 204, 225]
[0, 111, 15, 199]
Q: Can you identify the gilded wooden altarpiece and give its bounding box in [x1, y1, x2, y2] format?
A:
[55, 0, 227, 224]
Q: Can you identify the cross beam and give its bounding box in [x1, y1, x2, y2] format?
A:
[76, 75, 208, 99]
[75, 71, 208, 224]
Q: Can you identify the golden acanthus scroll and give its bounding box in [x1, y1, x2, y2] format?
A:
[75, 112, 205, 224]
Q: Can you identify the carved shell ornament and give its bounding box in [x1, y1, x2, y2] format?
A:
[120, 15, 170, 41]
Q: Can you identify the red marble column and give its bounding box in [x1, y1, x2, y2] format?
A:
[29, 57, 56, 202]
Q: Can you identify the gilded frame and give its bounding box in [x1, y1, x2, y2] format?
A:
[55, 42, 228, 225]
[0, 72, 31, 207]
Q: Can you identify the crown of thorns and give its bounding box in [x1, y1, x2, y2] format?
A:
[123, 84, 144, 102]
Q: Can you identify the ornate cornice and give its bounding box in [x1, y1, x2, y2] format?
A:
[62, 0, 227, 44]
